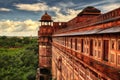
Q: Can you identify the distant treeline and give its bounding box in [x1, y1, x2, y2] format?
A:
[0, 36, 37, 48]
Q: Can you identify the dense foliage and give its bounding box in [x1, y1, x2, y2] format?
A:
[0, 36, 38, 80]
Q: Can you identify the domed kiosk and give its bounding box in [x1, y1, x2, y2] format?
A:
[39, 12, 53, 26]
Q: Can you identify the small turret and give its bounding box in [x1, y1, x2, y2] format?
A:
[38, 12, 53, 80]
[40, 12, 52, 22]
[39, 12, 53, 26]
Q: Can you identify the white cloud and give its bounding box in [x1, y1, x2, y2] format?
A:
[14, 2, 61, 12]
[49, 7, 60, 12]
[0, 8, 11, 12]
[14, 2, 48, 11]
[58, 2, 75, 8]
[53, 9, 81, 22]
[0, 20, 39, 36]
[14, 2, 82, 22]
[53, 2, 119, 22]
[97, 3, 120, 13]
[0, 8, 81, 36]
[74, 0, 120, 12]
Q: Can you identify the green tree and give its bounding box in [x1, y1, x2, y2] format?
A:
[0, 37, 38, 80]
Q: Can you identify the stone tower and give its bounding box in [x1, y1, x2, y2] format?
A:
[38, 12, 53, 80]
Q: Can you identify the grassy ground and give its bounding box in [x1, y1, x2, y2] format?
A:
[0, 43, 32, 55]
[0, 48, 23, 55]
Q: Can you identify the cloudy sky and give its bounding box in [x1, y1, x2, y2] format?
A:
[0, 0, 120, 36]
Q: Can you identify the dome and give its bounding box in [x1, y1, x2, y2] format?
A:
[40, 12, 52, 22]
[77, 6, 101, 16]
[82, 6, 101, 13]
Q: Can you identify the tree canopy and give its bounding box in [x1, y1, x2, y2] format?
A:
[0, 36, 38, 80]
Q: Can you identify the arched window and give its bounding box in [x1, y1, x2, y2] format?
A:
[71, 39, 73, 48]
[81, 39, 83, 52]
[111, 40, 115, 49]
[103, 40, 109, 61]
[90, 39, 93, 56]
[118, 40, 120, 50]
[98, 40, 101, 47]
[75, 38, 77, 50]
[117, 55, 120, 65]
